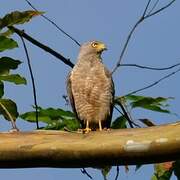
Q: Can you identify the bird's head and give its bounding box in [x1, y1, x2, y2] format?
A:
[79, 40, 107, 57]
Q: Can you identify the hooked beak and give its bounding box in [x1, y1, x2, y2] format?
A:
[98, 43, 107, 52]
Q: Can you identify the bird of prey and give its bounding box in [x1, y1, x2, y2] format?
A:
[67, 40, 114, 132]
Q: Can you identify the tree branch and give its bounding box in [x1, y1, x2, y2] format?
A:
[146, 0, 176, 18]
[120, 62, 180, 70]
[112, 0, 176, 74]
[125, 67, 180, 96]
[24, 0, 81, 46]
[8, 26, 74, 68]
[20, 36, 39, 129]
[0, 122, 180, 168]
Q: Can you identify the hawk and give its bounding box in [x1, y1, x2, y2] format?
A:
[67, 40, 114, 132]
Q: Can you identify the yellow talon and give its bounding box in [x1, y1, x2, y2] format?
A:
[83, 127, 92, 133]
[82, 120, 91, 133]
[99, 120, 102, 131]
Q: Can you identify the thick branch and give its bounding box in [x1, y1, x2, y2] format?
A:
[0, 122, 180, 168]
[8, 26, 74, 68]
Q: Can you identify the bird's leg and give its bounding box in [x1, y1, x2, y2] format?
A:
[83, 120, 91, 133]
[99, 120, 102, 131]
[85, 120, 91, 132]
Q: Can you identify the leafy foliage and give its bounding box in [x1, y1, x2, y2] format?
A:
[111, 115, 127, 129]
[0, 10, 35, 124]
[0, 7, 178, 180]
[0, 57, 21, 73]
[100, 166, 112, 180]
[0, 57, 26, 85]
[0, 36, 18, 52]
[124, 95, 173, 114]
[0, 74, 26, 85]
[151, 162, 174, 180]
[20, 107, 80, 131]
[0, 99, 19, 121]
[0, 10, 44, 30]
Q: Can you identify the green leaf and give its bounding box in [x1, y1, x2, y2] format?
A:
[151, 175, 158, 180]
[0, 57, 22, 74]
[173, 160, 180, 180]
[132, 103, 170, 113]
[0, 81, 4, 98]
[100, 166, 112, 180]
[0, 74, 27, 85]
[124, 95, 173, 114]
[0, 98, 19, 121]
[124, 95, 146, 102]
[125, 95, 172, 106]
[151, 163, 173, 180]
[44, 119, 80, 131]
[39, 107, 75, 120]
[0, 36, 18, 52]
[20, 111, 52, 124]
[111, 115, 127, 129]
[0, 10, 44, 29]
[20, 107, 80, 131]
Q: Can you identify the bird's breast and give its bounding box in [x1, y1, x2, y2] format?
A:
[70, 63, 113, 123]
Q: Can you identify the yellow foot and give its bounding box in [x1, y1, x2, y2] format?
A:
[83, 128, 92, 134]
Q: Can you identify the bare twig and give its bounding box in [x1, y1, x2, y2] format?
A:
[146, 0, 176, 18]
[114, 106, 141, 128]
[111, 0, 152, 74]
[120, 62, 180, 70]
[142, 0, 152, 17]
[148, 0, 160, 15]
[81, 168, 93, 180]
[20, 36, 39, 129]
[126, 67, 180, 96]
[111, 18, 142, 74]
[114, 105, 133, 128]
[114, 104, 140, 128]
[115, 166, 120, 180]
[8, 26, 74, 68]
[114, 106, 124, 116]
[62, 94, 69, 106]
[24, 0, 81, 46]
[112, 0, 176, 74]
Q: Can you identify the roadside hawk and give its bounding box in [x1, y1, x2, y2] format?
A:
[67, 40, 114, 132]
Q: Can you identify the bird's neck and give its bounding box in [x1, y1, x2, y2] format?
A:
[77, 53, 102, 66]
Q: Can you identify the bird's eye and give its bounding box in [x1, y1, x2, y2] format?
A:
[91, 42, 98, 48]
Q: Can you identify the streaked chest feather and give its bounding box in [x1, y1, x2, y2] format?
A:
[71, 64, 112, 103]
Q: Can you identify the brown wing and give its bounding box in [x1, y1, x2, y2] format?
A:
[66, 72, 84, 127]
[104, 67, 115, 128]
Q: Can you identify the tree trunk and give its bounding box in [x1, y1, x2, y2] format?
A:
[0, 122, 180, 168]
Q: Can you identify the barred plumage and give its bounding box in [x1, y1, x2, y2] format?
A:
[67, 41, 114, 132]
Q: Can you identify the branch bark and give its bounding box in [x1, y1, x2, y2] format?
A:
[0, 122, 180, 168]
[8, 26, 74, 68]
